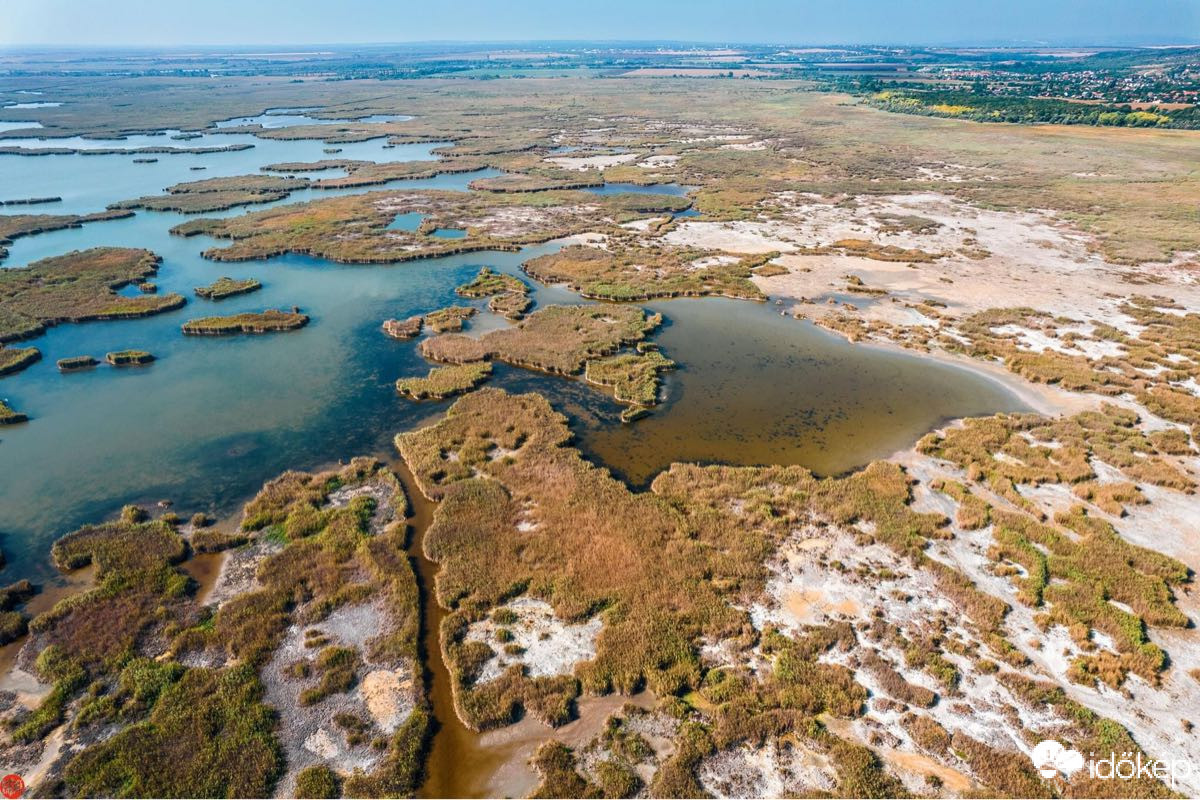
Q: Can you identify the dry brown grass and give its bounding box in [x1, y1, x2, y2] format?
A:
[395, 362, 492, 400]
[420, 304, 661, 375]
[523, 243, 769, 302]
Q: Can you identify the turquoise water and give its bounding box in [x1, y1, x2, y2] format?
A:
[0, 134, 459, 217]
[0, 117, 1025, 587]
[387, 212, 427, 231]
[0, 121, 42, 133]
[430, 228, 467, 239]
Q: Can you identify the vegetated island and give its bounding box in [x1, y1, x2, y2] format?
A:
[0, 197, 62, 206]
[0, 143, 255, 157]
[584, 348, 677, 422]
[422, 306, 476, 333]
[0, 247, 185, 342]
[455, 267, 531, 319]
[112, 175, 308, 214]
[382, 316, 423, 339]
[468, 173, 603, 193]
[420, 303, 661, 375]
[194, 277, 263, 301]
[0, 346, 41, 376]
[105, 350, 155, 367]
[263, 157, 489, 190]
[396, 362, 493, 400]
[0, 398, 27, 425]
[56, 355, 99, 372]
[181, 309, 309, 335]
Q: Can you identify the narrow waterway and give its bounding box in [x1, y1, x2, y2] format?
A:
[394, 457, 660, 799]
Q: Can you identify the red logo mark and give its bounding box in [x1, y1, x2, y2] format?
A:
[0, 774, 22, 800]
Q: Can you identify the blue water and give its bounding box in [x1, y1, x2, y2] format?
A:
[0, 121, 43, 133]
[387, 212, 427, 231]
[430, 228, 467, 239]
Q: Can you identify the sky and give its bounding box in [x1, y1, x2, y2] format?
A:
[1, 0, 1197, 47]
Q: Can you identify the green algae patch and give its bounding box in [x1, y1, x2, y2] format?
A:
[421, 304, 661, 375]
[522, 244, 770, 301]
[182, 309, 309, 335]
[396, 362, 492, 401]
[0, 247, 185, 343]
[423, 305, 476, 333]
[0, 345, 40, 376]
[56, 355, 99, 372]
[455, 267, 532, 319]
[584, 350, 676, 408]
[194, 276, 263, 300]
[382, 315, 423, 339]
[105, 349, 155, 367]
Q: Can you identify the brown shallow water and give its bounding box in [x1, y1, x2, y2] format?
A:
[577, 298, 1028, 486]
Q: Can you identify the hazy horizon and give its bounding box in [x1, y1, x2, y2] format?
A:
[3, 0, 1198, 48]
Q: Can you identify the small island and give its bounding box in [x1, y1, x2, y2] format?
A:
[396, 362, 492, 400]
[194, 276, 263, 300]
[105, 349, 155, 367]
[455, 267, 532, 319]
[584, 349, 676, 421]
[57, 355, 99, 372]
[0, 196, 62, 206]
[182, 309, 309, 335]
[423, 306, 476, 333]
[112, 175, 307, 214]
[0, 399, 27, 425]
[382, 316, 423, 339]
[0, 346, 40, 377]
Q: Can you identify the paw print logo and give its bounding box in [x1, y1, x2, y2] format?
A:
[1031, 740, 1085, 779]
